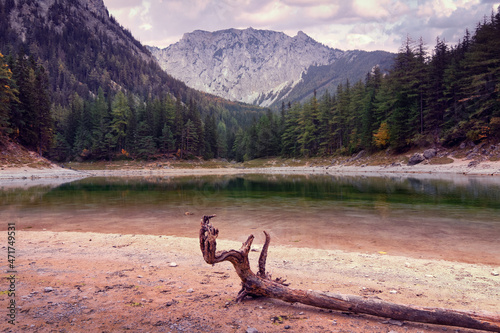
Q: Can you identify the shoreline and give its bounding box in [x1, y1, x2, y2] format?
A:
[1, 156, 500, 182]
[6, 230, 500, 332]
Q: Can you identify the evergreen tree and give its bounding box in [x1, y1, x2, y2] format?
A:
[135, 121, 156, 158]
[159, 123, 176, 153]
[318, 91, 335, 155]
[360, 67, 382, 150]
[184, 119, 199, 154]
[346, 80, 366, 153]
[203, 113, 218, 159]
[11, 52, 37, 148]
[34, 64, 52, 155]
[425, 38, 448, 140]
[281, 103, 301, 157]
[0, 52, 18, 135]
[216, 120, 228, 158]
[332, 82, 350, 151]
[91, 88, 111, 159]
[298, 94, 320, 156]
[109, 91, 130, 153]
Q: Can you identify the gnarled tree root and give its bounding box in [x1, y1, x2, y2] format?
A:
[199, 215, 500, 332]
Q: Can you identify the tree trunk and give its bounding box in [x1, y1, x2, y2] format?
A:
[199, 215, 500, 332]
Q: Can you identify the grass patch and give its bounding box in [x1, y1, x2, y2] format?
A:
[428, 157, 454, 165]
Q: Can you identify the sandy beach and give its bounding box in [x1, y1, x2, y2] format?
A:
[2, 230, 498, 332]
[2, 160, 500, 332]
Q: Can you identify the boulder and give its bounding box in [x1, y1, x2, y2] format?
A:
[423, 148, 437, 159]
[408, 153, 425, 166]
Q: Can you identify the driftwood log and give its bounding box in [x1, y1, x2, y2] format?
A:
[199, 215, 500, 332]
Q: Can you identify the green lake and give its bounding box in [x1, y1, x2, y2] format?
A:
[2, 173, 500, 265]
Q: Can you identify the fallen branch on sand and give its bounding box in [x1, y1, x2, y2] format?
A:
[199, 215, 500, 332]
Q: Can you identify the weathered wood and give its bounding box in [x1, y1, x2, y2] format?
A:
[199, 215, 500, 332]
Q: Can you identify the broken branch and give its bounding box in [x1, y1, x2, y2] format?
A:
[199, 215, 500, 332]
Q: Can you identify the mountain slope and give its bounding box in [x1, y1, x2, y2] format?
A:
[148, 28, 394, 107]
[0, 0, 263, 116]
[0, 0, 170, 103]
[0, 0, 266, 162]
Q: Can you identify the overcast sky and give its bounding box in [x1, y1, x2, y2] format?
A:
[103, 0, 500, 52]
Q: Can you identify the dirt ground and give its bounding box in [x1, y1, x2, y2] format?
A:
[2, 230, 499, 333]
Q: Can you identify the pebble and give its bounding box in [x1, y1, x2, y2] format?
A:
[186, 288, 194, 293]
[383, 319, 403, 326]
[389, 290, 398, 294]
[246, 328, 259, 333]
[492, 271, 499, 276]
[284, 325, 291, 329]
[169, 262, 178, 267]
[44, 287, 54, 293]
[137, 275, 143, 278]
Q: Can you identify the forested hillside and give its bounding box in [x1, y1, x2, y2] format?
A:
[0, 0, 264, 161]
[233, 8, 500, 160]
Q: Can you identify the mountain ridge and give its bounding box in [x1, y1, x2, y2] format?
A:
[148, 28, 394, 107]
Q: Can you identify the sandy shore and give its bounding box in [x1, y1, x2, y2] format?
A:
[2, 230, 499, 332]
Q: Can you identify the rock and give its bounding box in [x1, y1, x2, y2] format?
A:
[423, 148, 437, 159]
[389, 290, 398, 294]
[168, 262, 178, 267]
[284, 325, 291, 329]
[383, 319, 404, 326]
[350, 150, 366, 161]
[466, 152, 478, 160]
[186, 288, 194, 293]
[44, 287, 54, 293]
[468, 160, 480, 168]
[246, 327, 259, 333]
[408, 153, 425, 166]
[492, 271, 499, 276]
[149, 28, 392, 108]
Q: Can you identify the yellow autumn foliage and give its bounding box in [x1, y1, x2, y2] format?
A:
[373, 122, 390, 148]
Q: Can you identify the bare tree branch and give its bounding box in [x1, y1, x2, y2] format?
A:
[199, 215, 500, 332]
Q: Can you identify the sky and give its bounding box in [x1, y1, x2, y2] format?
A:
[103, 0, 500, 52]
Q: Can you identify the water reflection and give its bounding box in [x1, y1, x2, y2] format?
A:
[2, 174, 500, 264]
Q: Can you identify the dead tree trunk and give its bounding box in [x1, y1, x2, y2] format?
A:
[199, 215, 500, 332]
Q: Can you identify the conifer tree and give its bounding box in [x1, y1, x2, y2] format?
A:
[203, 114, 218, 159]
[159, 123, 176, 153]
[135, 121, 156, 158]
[90, 88, 110, 159]
[34, 64, 53, 155]
[281, 103, 301, 157]
[109, 90, 130, 153]
[0, 52, 18, 135]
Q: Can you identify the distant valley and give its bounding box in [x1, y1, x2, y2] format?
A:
[148, 28, 394, 108]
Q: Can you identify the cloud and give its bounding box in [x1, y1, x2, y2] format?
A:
[103, 0, 500, 52]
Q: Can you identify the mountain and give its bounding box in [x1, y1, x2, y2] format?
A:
[0, 0, 165, 103]
[0, 0, 265, 161]
[0, 0, 263, 114]
[148, 28, 394, 107]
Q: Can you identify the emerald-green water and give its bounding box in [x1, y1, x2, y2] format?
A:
[2, 174, 500, 264]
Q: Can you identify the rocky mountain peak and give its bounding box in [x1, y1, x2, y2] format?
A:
[148, 28, 394, 107]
